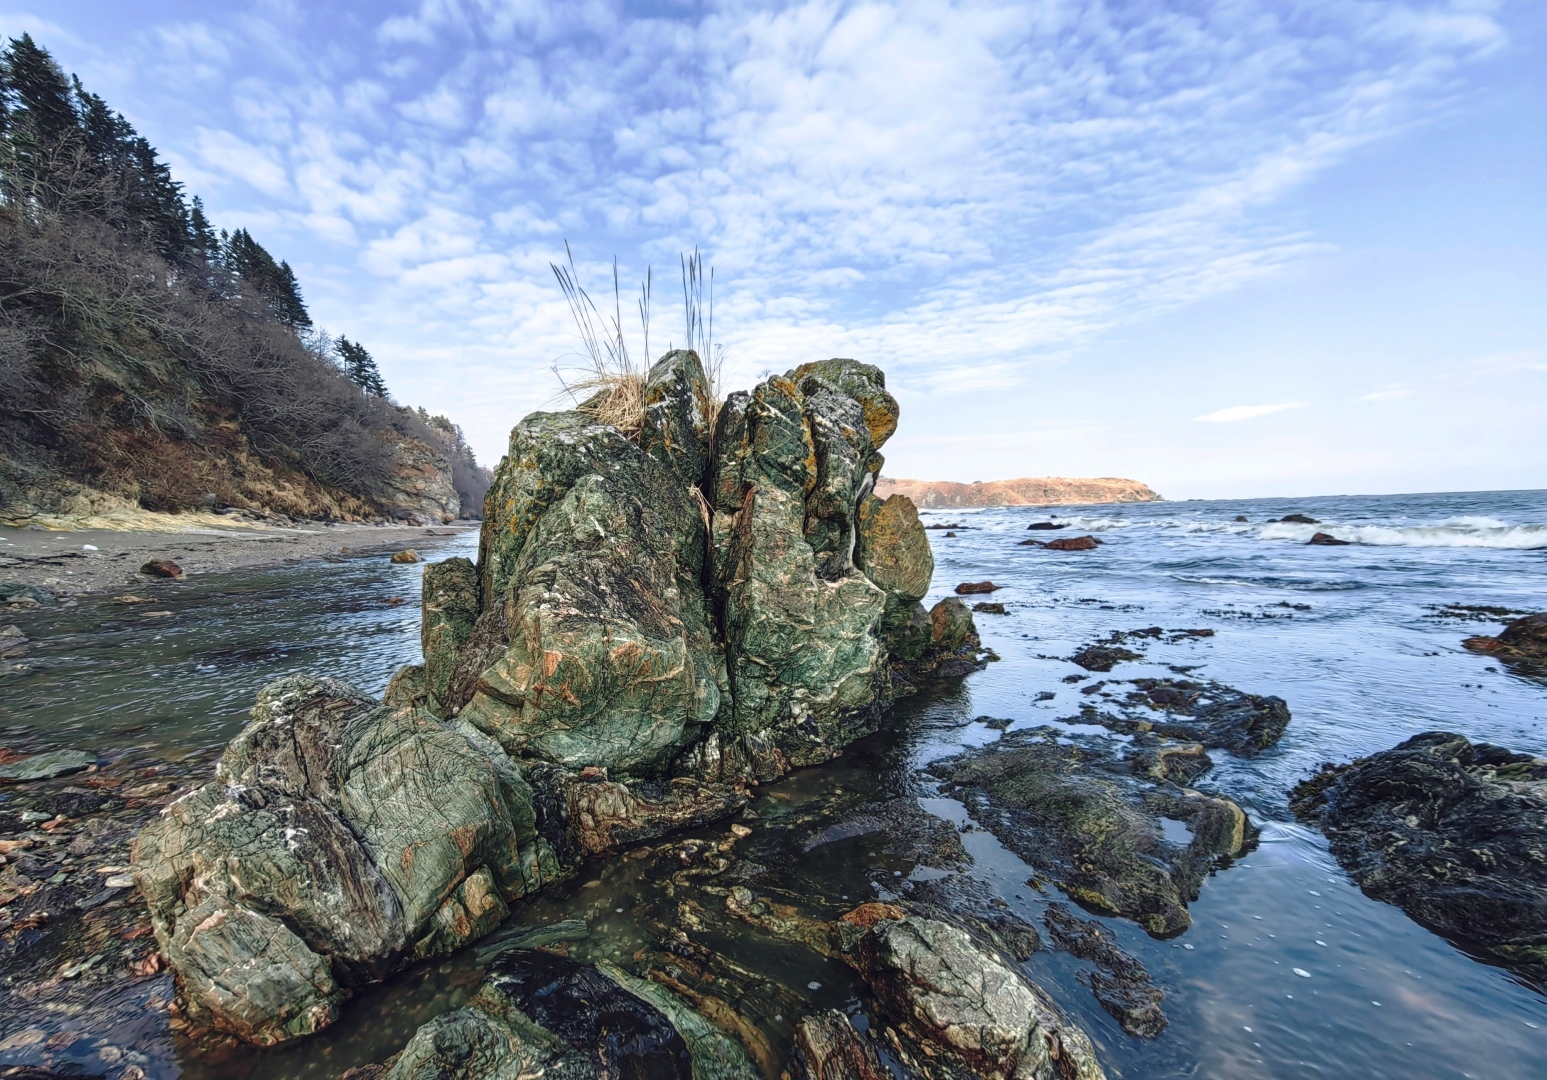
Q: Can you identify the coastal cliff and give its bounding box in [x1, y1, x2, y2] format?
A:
[877, 475, 1160, 508]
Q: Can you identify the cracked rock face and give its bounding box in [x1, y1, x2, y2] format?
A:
[131, 675, 555, 1045]
[1291, 731, 1547, 984]
[851, 915, 1106, 1080]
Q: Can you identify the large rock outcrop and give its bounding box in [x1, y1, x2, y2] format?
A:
[1463, 612, 1547, 664]
[1291, 731, 1547, 983]
[135, 353, 980, 1046]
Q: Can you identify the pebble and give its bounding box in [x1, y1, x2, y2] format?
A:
[1293, 968, 1311, 978]
[807, 981, 822, 991]
[105, 874, 135, 888]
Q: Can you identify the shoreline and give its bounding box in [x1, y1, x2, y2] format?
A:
[0, 519, 479, 597]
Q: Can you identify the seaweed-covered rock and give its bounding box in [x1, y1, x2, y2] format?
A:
[131, 675, 553, 1044]
[930, 727, 1252, 935]
[1081, 677, 1291, 756]
[1463, 612, 1547, 663]
[1290, 731, 1547, 983]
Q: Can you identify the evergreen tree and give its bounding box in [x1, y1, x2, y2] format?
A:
[225, 228, 311, 328]
[336, 336, 387, 397]
[1, 34, 81, 200]
[188, 197, 218, 262]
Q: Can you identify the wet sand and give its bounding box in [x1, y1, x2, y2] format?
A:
[0, 520, 477, 596]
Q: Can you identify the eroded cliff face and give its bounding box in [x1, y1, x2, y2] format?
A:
[132, 353, 980, 1047]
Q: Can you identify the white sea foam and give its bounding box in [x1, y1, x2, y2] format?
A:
[1258, 518, 1547, 549]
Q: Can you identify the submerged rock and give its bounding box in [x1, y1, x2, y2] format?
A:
[1043, 902, 1166, 1038]
[788, 1010, 888, 1080]
[1463, 612, 1547, 663]
[954, 581, 1001, 595]
[1080, 677, 1291, 756]
[1045, 535, 1100, 551]
[1291, 731, 1547, 983]
[931, 727, 1253, 935]
[377, 948, 757, 1080]
[0, 749, 96, 782]
[1306, 532, 1349, 546]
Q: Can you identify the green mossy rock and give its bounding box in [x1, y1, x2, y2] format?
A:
[460, 465, 722, 771]
[132, 674, 552, 1044]
[709, 364, 899, 759]
[640, 349, 714, 488]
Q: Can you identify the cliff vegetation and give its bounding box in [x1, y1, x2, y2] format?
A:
[0, 34, 488, 526]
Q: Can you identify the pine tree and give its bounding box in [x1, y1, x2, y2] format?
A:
[188, 197, 218, 263]
[1, 34, 81, 200]
[275, 260, 311, 328]
[336, 336, 387, 397]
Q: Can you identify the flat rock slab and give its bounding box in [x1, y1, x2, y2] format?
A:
[0, 750, 96, 782]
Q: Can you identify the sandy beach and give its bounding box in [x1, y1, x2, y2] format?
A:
[0, 519, 477, 597]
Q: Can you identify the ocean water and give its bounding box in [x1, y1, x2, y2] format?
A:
[2, 489, 1545, 1079]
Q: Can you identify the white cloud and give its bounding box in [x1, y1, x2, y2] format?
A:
[22, 0, 1513, 472]
[1195, 402, 1310, 423]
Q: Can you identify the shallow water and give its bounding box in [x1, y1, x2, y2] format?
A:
[3, 490, 1546, 1079]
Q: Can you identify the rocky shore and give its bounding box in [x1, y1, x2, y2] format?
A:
[0, 521, 471, 598]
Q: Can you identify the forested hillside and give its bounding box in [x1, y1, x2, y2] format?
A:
[0, 34, 489, 524]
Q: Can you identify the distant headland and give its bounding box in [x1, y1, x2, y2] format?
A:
[876, 475, 1161, 508]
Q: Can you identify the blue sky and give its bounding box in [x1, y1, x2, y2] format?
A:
[6, 1, 1543, 498]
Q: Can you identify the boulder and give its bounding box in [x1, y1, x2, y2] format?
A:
[955, 581, 1000, 594]
[139, 558, 184, 578]
[1306, 532, 1349, 546]
[0, 749, 96, 782]
[1045, 535, 1100, 551]
[930, 727, 1253, 935]
[462, 402, 722, 771]
[1278, 513, 1319, 524]
[856, 492, 933, 637]
[1290, 732, 1547, 982]
[390, 549, 421, 563]
[849, 914, 1106, 1080]
[131, 674, 556, 1044]
[420, 557, 479, 716]
[973, 602, 1007, 615]
[1027, 522, 1065, 530]
[1463, 612, 1547, 662]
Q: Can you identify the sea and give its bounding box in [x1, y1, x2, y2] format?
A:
[2, 488, 1545, 1079]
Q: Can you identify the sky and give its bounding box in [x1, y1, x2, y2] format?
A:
[4, 0, 1543, 499]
